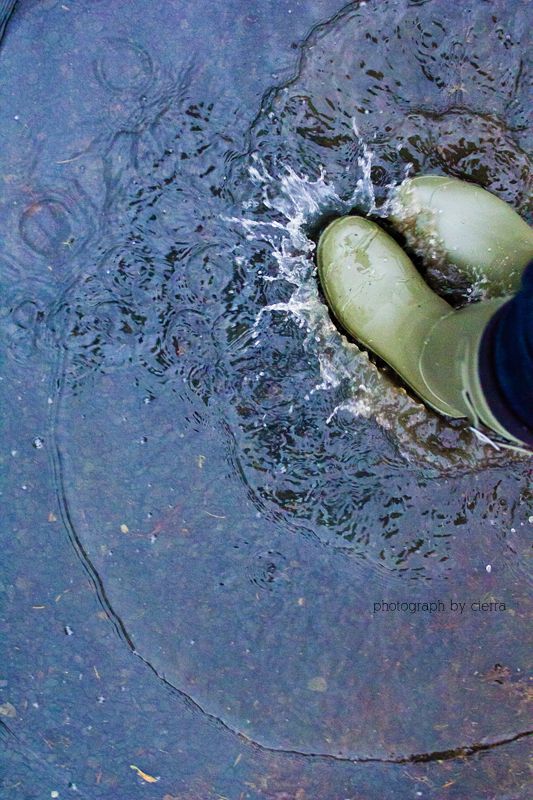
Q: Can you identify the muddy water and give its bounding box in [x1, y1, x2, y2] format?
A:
[1, 1, 532, 798]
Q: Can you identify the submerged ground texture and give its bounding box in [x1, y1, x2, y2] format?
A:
[0, 1, 531, 798]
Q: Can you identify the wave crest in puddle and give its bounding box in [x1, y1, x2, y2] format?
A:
[214, 0, 531, 575]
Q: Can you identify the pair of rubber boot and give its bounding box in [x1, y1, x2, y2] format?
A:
[317, 176, 533, 449]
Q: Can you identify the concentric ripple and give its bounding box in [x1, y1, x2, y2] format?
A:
[10, 0, 531, 761]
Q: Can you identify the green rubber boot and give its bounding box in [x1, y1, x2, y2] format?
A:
[317, 215, 531, 448]
[318, 175, 533, 445]
[389, 175, 533, 297]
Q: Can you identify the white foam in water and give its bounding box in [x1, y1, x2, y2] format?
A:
[227, 124, 407, 419]
[352, 119, 377, 215]
[326, 396, 373, 425]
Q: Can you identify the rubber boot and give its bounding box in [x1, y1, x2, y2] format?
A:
[317, 215, 527, 447]
[389, 176, 533, 297]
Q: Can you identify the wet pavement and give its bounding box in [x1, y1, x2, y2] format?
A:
[1, 1, 532, 798]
